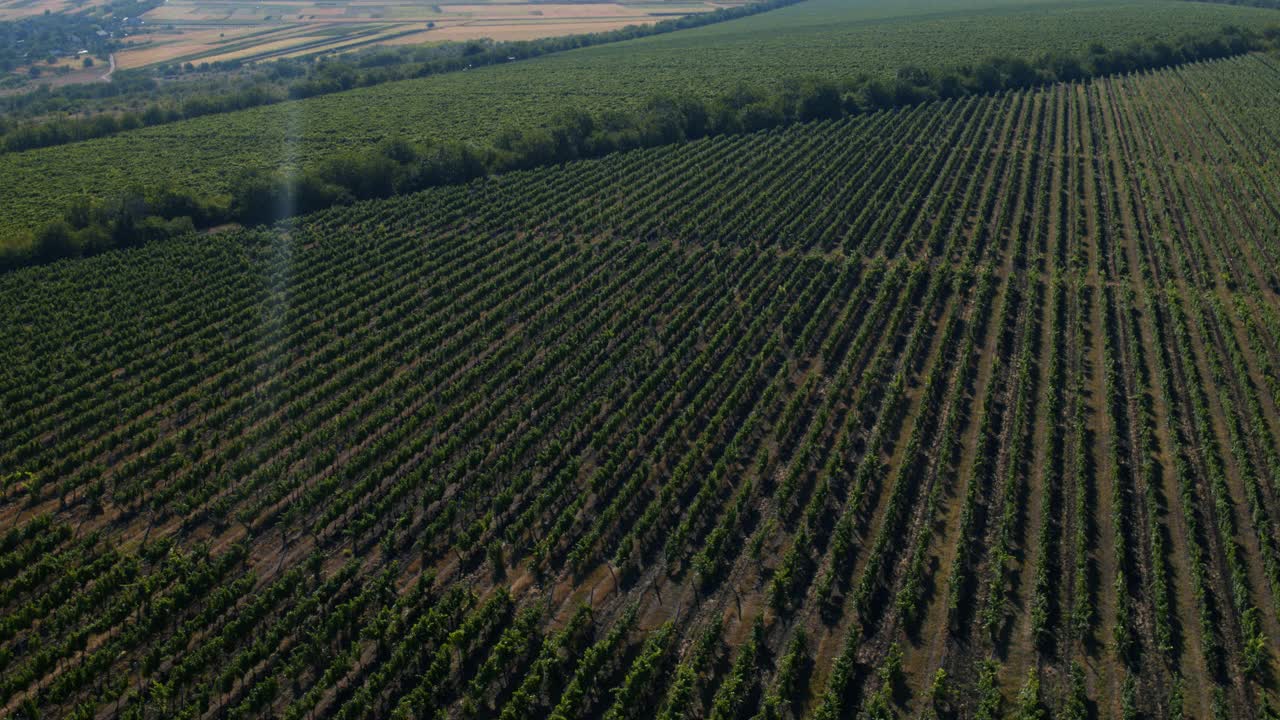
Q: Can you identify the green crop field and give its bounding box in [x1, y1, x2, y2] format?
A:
[1, 0, 1277, 245]
[6, 46, 1280, 717]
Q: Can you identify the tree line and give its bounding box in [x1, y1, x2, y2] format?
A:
[1192, 0, 1280, 8]
[4, 23, 1277, 271]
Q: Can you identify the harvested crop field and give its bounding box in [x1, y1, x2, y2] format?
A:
[111, 0, 728, 69]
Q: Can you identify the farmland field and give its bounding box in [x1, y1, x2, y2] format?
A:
[114, 0, 728, 69]
[6, 48, 1280, 717]
[0, 0, 109, 20]
[2, 0, 1278, 246]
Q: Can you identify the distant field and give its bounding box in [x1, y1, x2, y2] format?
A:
[113, 0, 728, 69]
[0, 0, 105, 20]
[2, 0, 1279, 243]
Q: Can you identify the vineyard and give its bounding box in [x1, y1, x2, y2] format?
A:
[6, 47, 1280, 719]
[1, 0, 1278, 245]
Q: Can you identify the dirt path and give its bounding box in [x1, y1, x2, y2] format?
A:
[1092, 74, 1182, 711]
[101, 53, 116, 82]
[901, 91, 1036, 696]
[994, 88, 1058, 693]
[1073, 80, 1125, 717]
[1131, 300, 1213, 718]
[900, 275, 1008, 693]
